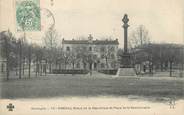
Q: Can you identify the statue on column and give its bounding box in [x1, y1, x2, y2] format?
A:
[116, 14, 136, 76]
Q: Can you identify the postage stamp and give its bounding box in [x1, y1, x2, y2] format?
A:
[16, 0, 41, 31]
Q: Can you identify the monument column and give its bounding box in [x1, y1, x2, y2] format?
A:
[121, 14, 131, 68]
[122, 14, 129, 54]
[116, 14, 136, 76]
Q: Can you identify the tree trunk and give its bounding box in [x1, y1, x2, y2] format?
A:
[55, 60, 58, 69]
[28, 47, 31, 78]
[15, 56, 18, 76]
[149, 61, 152, 74]
[181, 62, 183, 77]
[28, 61, 31, 78]
[22, 59, 25, 75]
[181, 51, 184, 77]
[105, 57, 108, 69]
[170, 61, 173, 77]
[83, 62, 86, 70]
[90, 63, 92, 76]
[59, 63, 61, 70]
[45, 60, 48, 75]
[49, 63, 52, 73]
[160, 62, 163, 72]
[36, 61, 39, 77]
[43, 64, 46, 76]
[64, 60, 67, 69]
[19, 41, 22, 79]
[72, 62, 75, 70]
[6, 55, 9, 80]
[40, 64, 42, 76]
[16, 66, 18, 76]
[5, 38, 9, 80]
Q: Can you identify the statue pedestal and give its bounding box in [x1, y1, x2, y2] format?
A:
[116, 53, 136, 77]
[116, 67, 136, 77]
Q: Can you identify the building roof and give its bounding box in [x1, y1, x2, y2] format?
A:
[62, 39, 119, 45]
[62, 35, 119, 45]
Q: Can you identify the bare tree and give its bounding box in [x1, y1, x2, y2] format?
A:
[128, 25, 151, 74]
[22, 41, 32, 78]
[0, 30, 20, 80]
[42, 28, 59, 73]
[0, 31, 10, 80]
[32, 45, 43, 76]
[28, 45, 32, 78]
[129, 25, 150, 48]
[69, 51, 77, 70]
[103, 45, 116, 69]
[43, 28, 59, 49]
[60, 51, 71, 70]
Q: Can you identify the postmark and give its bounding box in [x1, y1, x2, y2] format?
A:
[16, 0, 41, 31]
[40, 8, 55, 31]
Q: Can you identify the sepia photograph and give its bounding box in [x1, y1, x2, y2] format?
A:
[0, 0, 183, 115]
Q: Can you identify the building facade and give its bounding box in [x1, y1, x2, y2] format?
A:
[62, 34, 119, 70]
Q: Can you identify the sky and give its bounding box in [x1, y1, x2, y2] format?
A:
[0, 0, 184, 47]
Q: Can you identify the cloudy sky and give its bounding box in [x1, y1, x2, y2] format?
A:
[0, 0, 183, 47]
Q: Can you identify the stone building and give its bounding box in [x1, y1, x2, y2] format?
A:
[62, 34, 119, 70]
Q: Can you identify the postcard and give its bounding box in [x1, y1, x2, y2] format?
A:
[0, 0, 183, 115]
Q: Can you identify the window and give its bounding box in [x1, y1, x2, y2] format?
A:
[76, 63, 80, 68]
[110, 47, 115, 52]
[101, 54, 105, 59]
[100, 47, 105, 52]
[101, 63, 105, 68]
[94, 46, 97, 51]
[111, 54, 115, 59]
[66, 46, 70, 51]
[93, 55, 97, 59]
[89, 47, 92, 51]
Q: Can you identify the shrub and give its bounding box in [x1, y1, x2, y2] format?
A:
[52, 69, 89, 74]
[98, 69, 118, 75]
